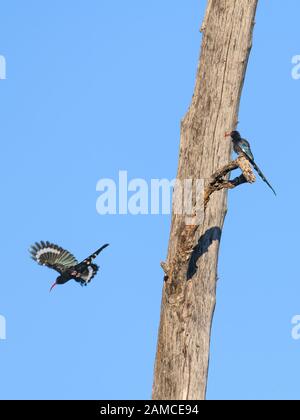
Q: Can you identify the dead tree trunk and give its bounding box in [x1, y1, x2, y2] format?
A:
[152, 0, 258, 400]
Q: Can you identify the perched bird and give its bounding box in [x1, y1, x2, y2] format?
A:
[225, 130, 276, 195]
[30, 241, 109, 291]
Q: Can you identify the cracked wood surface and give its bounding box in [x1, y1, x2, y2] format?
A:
[204, 155, 256, 208]
[152, 0, 258, 400]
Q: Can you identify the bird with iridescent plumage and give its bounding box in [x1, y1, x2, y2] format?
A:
[225, 130, 276, 195]
[30, 241, 109, 291]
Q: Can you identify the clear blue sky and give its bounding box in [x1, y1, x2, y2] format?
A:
[0, 0, 299, 400]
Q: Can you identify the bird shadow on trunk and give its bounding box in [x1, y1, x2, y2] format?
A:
[187, 226, 222, 280]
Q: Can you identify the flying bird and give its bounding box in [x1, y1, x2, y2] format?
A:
[30, 241, 109, 291]
[225, 130, 276, 195]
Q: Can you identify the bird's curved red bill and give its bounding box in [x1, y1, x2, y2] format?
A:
[50, 282, 57, 292]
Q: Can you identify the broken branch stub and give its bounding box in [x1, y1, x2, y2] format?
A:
[204, 156, 256, 208]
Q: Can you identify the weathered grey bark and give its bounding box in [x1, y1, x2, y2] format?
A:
[204, 155, 256, 208]
[152, 0, 258, 400]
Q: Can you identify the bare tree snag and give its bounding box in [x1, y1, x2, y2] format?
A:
[204, 155, 256, 208]
[152, 0, 258, 400]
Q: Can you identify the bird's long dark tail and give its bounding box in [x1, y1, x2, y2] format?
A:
[251, 160, 276, 196]
[83, 243, 109, 264]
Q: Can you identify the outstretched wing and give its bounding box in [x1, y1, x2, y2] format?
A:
[79, 243, 109, 266]
[30, 241, 78, 274]
[74, 263, 99, 286]
[72, 243, 109, 286]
